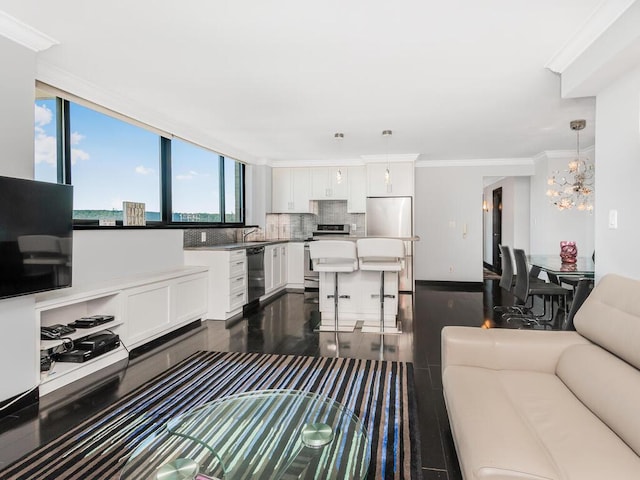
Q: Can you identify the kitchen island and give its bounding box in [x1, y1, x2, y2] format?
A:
[314, 236, 419, 332]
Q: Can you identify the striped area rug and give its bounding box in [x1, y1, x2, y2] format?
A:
[1, 351, 421, 479]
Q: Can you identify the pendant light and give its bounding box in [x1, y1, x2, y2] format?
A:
[382, 130, 392, 184]
[334, 132, 344, 183]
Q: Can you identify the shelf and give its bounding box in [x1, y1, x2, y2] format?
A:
[39, 346, 129, 395]
[40, 320, 124, 353]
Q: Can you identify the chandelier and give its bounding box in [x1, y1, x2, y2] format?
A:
[546, 119, 594, 211]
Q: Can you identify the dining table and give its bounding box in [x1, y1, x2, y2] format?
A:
[528, 255, 595, 278]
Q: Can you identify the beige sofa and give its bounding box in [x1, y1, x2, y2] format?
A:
[442, 274, 640, 479]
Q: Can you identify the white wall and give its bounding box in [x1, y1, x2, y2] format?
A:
[0, 37, 39, 403]
[593, 64, 640, 281]
[0, 38, 35, 180]
[72, 230, 185, 286]
[245, 164, 271, 227]
[530, 151, 595, 258]
[414, 162, 534, 282]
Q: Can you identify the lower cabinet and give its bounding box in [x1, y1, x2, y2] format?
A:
[184, 249, 248, 320]
[265, 243, 288, 296]
[36, 267, 208, 395]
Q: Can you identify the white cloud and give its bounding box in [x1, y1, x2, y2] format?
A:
[34, 127, 56, 165]
[176, 170, 207, 181]
[71, 148, 90, 165]
[135, 165, 154, 175]
[70, 131, 85, 145]
[35, 103, 53, 127]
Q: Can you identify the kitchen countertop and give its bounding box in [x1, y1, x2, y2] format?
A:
[184, 239, 292, 251]
[310, 235, 421, 241]
[183, 236, 419, 251]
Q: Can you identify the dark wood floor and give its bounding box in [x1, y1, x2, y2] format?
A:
[0, 279, 512, 480]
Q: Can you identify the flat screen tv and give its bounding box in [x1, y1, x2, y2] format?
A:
[0, 176, 73, 300]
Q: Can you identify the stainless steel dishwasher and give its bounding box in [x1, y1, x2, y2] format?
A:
[246, 246, 265, 305]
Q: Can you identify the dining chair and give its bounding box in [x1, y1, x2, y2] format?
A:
[493, 245, 525, 314]
[559, 278, 594, 331]
[505, 249, 570, 327]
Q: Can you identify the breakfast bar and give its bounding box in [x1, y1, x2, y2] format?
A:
[313, 236, 419, 332]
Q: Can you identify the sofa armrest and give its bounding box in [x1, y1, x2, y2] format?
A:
[442, 326, 590, 374]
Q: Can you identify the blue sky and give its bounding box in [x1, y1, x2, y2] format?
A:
[34, 101, 226, 214]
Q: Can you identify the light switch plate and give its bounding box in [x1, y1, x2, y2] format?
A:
[608, 210, 618, 229]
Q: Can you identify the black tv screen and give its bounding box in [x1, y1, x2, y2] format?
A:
[0, 176, 73, 300]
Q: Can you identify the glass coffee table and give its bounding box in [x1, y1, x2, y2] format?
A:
[120, 389, 370, 480]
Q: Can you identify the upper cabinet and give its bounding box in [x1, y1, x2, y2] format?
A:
[347, 166, 367, 213]
[272, 168, 311, 213]
[310, 167, 349, 200]
[271, 162, 414, 213]
[366, 162, 414, 197]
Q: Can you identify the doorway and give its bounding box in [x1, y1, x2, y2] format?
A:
[492, 187, 503, 273]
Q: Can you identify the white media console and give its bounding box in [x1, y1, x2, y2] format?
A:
[36, 267, 208, 395]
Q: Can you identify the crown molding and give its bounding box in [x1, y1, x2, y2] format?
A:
[536, 145, 596, 161]
[415, 157, 534, 168]
[267, 158, 366, 168]
[359, 154, 419, 163]
[0, 11, 58, 51]
[545, 0, 636, 73]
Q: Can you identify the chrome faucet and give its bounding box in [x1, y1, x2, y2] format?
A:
[242, 227, 258, 242]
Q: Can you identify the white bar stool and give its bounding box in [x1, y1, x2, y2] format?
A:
[357, 238, 405, 334]
[308, 240, 358, 332]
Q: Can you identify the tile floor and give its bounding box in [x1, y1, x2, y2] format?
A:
[0, 279, 518, 479]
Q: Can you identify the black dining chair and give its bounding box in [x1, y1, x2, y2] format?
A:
[558, 278, 594, 331]
[505, 249, 570, 327]
[494, 245, 526, 315]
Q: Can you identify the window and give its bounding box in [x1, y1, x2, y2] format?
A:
[224, 156, 244, 223]
[69, 103, 161, 222]
[34, 97, 59, 184]
[171, 138, 221, 222]
[33, 89, 245, 227]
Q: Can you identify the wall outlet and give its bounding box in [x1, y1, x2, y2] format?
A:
[351, 223, 357, 232]
[201, 232, 206, 242]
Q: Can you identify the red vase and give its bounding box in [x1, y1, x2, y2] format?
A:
[560, 241, 577, 264]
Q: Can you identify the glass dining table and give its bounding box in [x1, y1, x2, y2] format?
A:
[528, 255, 595, 278]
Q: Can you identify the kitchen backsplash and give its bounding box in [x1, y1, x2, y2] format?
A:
[183, 226, 265, 247]
[184, 200, 365, 246]
[316, 200, 365, 234]
[266, 200, 365, 240]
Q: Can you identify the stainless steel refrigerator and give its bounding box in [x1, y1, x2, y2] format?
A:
[365, 196, 413, 292]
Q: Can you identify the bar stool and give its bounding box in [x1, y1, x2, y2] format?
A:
[308, 240, 358, 332]
[356, 238, 405, 334]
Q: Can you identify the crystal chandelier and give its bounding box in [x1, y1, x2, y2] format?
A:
[546, 120, 594, 211]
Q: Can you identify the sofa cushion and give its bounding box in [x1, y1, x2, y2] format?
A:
[574, 274, 640, 370]
[443, 365, 640, 479]
[557, 342, 640, 457]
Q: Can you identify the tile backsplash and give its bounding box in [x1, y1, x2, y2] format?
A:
[265, 200, 365, 240]
[184, 200, 365, 246]
[183, 226, 265, 247]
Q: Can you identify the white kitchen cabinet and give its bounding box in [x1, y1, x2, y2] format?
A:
[184, 249, 247, 320]
[366, 162, 414, 197]
[271, 168, 311, 213]
[265, 243, 288, 296]
[347, 166, 367, 212]
[279, 244, 288, 287]
[287, 242, 304, 289]
[265, 245, 274, 293]
[310, 167, 349, 200]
